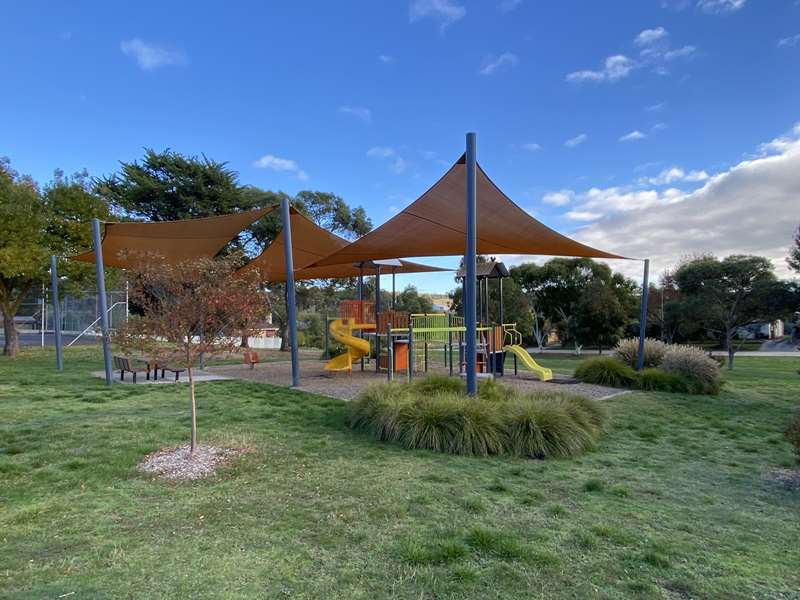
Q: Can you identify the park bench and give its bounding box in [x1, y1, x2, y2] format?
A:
[158, 365, 186, 381]
[113, 356, 147, 383]
[243, 350, 260, 369]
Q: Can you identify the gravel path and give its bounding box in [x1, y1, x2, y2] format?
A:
[209, 360, 623, 401]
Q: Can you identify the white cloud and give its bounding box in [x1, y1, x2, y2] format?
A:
[697, 0, 746, 14]
[640, 167, 710, 185]
[651, 122, 668, 132]
[479, 52, 519, 75]
[409, 0, 466, 31]
[646, 101, 667, 112]
[564, 133, 588, 148]
[498, 0, 522, 12]
[120, 38, 187, 70]
[570, 123, 800, 280]
[367, 147, 408, 174]
[662, 45, 696, 60]
[635, 27, 668, 46]
[565, 210, 603, 222]
[619, 130, 646, 142]
[778, 33, 800, 47]
[253, 154, 308, 181]
[542, 190, 573, 206]
[378, 54, 395, 64]
[566, 54, 634, 83]
[521, 142, 542, 152]
[338, 105, 372, 124]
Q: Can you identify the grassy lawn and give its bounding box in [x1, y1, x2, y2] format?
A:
[1, 348, 799, 599]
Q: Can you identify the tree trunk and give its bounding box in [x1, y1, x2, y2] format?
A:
[2, 309, 19, 358]
[726, 331, 735, 370]
[188, 366, 197, 453]
[240, 335, 249, 348]
[280, 323, 289, 351]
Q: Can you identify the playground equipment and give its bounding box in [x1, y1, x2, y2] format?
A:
[502, 324, 553, 381]
[323, 296, 554, 382]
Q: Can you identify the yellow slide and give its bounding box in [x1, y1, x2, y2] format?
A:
[503, 345, 553, 381]
[325, 319, 371, 372]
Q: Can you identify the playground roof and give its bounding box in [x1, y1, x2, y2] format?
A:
[310, 156, 625, 267]
[72, 207, 273, 269]
[240, 208, 449, 282]
[457, 260, 510, 279]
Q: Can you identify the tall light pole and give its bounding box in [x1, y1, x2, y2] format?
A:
[92, 219, 113, 385]
[281, 199, 300, 387]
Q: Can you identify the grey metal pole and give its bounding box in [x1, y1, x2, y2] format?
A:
[358, 264, 364, 371]
[499, 278, 504, 327]
[636, 259, 650, 371]
[375, 266, 381, 373]
[50, 256, 63, 371]
[392, 268, 396, 310]
[281, 198, 300, 387]
[465, 132, 478, 395]
[92, 219, 113, 385]
[386, 321, 393, 382]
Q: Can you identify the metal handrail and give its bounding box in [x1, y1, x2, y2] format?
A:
[65, 302, 126, 347]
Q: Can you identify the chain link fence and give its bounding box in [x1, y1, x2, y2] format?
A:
[3, 287, 128, 346]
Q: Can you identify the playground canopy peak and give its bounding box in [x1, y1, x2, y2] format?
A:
[71, 207, 274, 269]
[239, 207, 450, 282]
[457, 259, 509, 279]
[309, 155, 627, 267]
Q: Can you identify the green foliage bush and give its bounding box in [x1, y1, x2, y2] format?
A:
[411, 375, 465, 396]
[635, 368, 691, 393]
[348, 380, 608, 458]
[784, 410, 800, 462]
[661, 344, 721, 395]
[614, 337, 667, 368]
[574, 357, 638, 388]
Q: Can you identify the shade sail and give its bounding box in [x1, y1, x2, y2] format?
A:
[71, 207, 274, 269]
[311, 156, 625, 267]
[239, 208, 450, 282]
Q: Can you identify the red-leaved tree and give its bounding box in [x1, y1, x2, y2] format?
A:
[114, 255, 268, 453]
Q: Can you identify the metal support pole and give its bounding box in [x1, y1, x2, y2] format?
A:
[358, 265, 364, 370]
[636, 259, 651, 371]
[448, 313, 454, 376]
[281, 198, 300, 387]
[92, 219, 113, 386]
[392, 268, 396, 310]
[386, 322, 393, 381]
[323, 314, 330, 360]
[407, 320, 414, 383]
[424, 342, 428, 372]
[375, 266, 381, 373]
[50, 256, 63, 371]
[464, 132, 478, 395]
[499, 278, 504, 328]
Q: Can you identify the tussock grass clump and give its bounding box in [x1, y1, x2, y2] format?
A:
[785, 409, 800, 462]
[661, 345, 721, 395]
[410, 375, 464, 396]
[574, 357, 638, 388]
[635, 368, 691, 393]
[348, 381, 608, 458]
[614, 337, 667, 369]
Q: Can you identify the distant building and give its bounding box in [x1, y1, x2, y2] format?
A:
[736, 320, 784, 340]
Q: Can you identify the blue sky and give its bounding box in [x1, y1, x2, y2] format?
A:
[2, 0, 799, 293]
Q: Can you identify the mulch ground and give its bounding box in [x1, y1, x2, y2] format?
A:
[138, 444, 244, 481]
[209, 359, 623, 401]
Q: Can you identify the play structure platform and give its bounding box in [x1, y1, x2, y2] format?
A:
[323, 300, 553, 382]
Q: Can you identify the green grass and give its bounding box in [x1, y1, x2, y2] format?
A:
[1, 347, 799, 598]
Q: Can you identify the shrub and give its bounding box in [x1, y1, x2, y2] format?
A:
[574, 357, 637, 388]
[398, 395, 463, 453]
[661, 344, 721, 395]
[477, 378, 517, 402]
[411, 375, 464, 396]
[348, 381, 608, 458]
[785, 410, 800, 462]
[635, 368, 691, 393]
[614, 337, 667, 369]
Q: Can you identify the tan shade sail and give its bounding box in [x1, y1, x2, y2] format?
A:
[311, 156, 626, 267]
[240, 208, 450, 282]
[71, 207, 274, 269]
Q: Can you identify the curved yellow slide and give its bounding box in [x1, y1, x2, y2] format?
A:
[325, 319, 371, 372]
[503, 345, 553, 381]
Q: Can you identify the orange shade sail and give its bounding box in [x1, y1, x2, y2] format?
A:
[239, 208, 449, 282]
[71, 207, 274, 269]
[311, 156, 626, 268]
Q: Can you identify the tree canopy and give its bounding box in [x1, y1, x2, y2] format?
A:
[0, 161, 108, 356]
[788, 224, 800, 274]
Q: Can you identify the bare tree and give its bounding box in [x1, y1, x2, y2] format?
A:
[114, 255, 268, 452]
